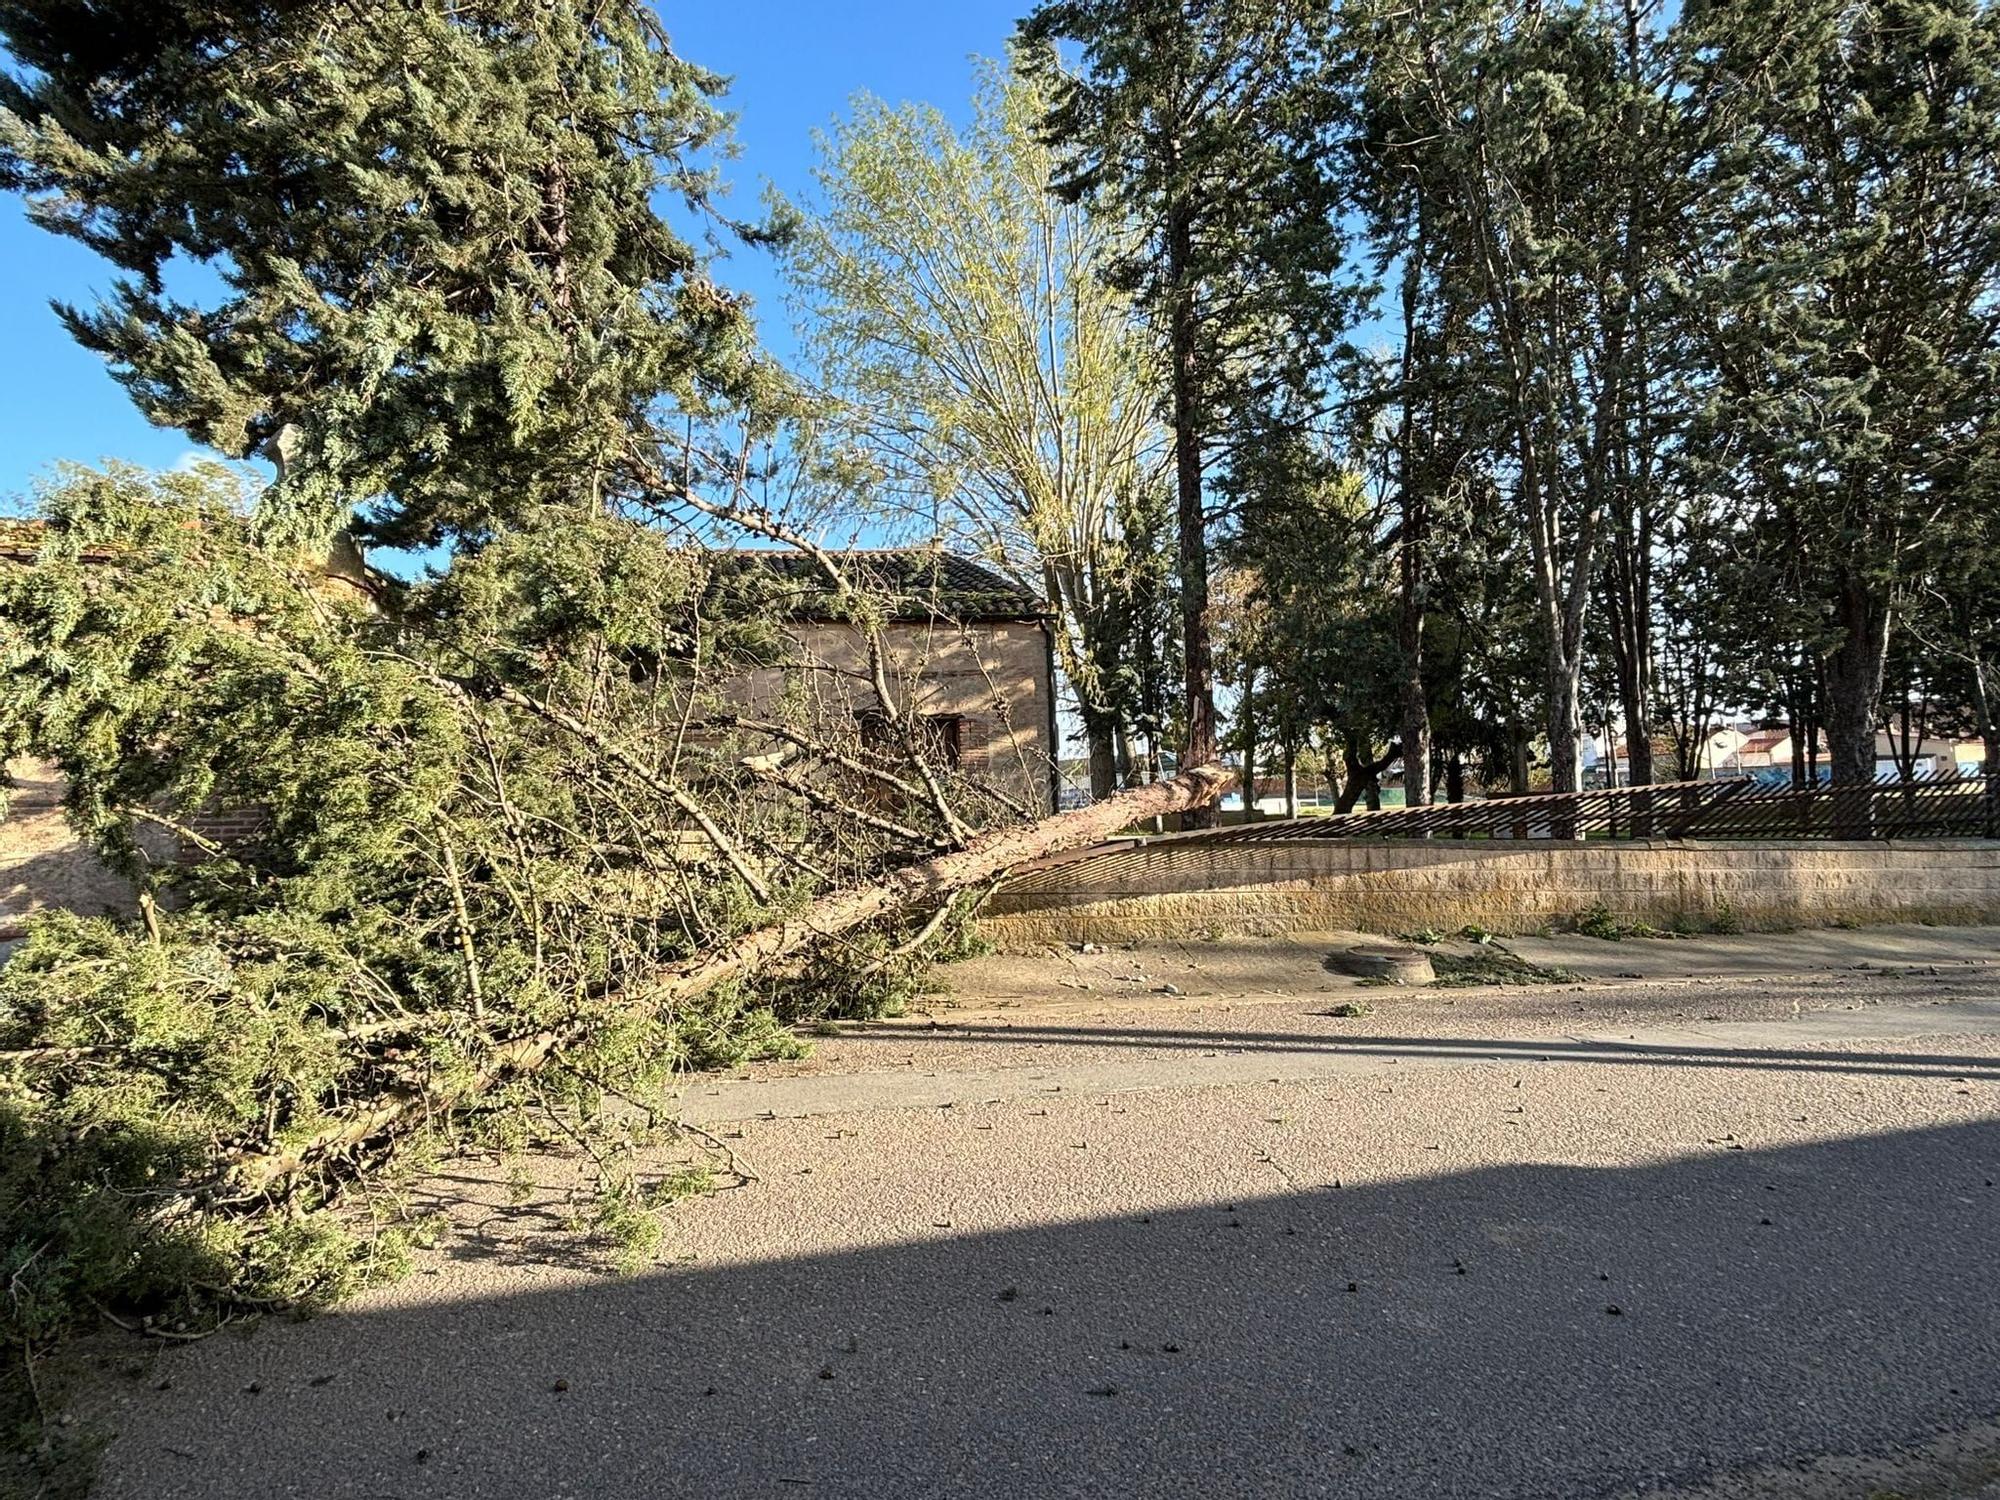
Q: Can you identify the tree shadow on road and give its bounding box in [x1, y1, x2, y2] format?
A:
[851, 1017, 2000, 1084]
[92, 1119, 2000, 1500]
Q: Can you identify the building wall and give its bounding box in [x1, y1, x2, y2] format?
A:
[735, 617, 1055, 815]
[0, 759, 139, 939]
[980, 836, 2000, 948]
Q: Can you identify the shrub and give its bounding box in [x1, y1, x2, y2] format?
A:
[1575, 903, 1626, 940]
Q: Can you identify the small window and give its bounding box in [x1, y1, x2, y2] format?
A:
[856, 710, 962, 768]
[923, 714, 963, 768]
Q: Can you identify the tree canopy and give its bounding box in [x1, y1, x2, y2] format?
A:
[0, 0, 779, 550]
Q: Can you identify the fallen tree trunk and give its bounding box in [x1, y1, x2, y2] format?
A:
[228, 764, 1228, 1196]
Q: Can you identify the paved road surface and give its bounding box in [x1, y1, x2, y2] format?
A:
[87, 939, 2000, 1500]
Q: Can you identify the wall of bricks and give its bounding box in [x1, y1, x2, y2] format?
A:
[979, 836, 2000, 948]
[734, 617, 1056, 814]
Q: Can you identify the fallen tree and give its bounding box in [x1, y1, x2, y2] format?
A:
[228, 760, 1226, 1198]
[0, 464, 1224, 1411]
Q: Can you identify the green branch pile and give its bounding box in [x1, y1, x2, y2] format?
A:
[0, 464, 1004, 1421]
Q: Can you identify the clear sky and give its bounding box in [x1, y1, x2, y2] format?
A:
[0, 1, 1027, 504]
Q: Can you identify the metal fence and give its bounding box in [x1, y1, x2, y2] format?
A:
[1198, 771, 2000, 843]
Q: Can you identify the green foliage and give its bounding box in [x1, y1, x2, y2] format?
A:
[0, 0, 779, 550]
[0, 464, 972, 1432]
[1429, 949, 1585, 987]
[1018, 0, 1356, 420]
[778, 54, 1172, 794]
[1575, 903, 1627, 941]
[583, 1165, 717, 1276]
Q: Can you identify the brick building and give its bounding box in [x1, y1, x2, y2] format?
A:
[719, 548, 1059, 815]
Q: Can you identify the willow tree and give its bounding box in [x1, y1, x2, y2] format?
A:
[0, 0, 776, 551]
[779, 56, 1168, 799]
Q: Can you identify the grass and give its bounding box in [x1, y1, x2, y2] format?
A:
[1429, 948, 1584, 988]
[1574, 902, 1745, 940]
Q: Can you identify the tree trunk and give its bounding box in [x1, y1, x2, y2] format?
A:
[1604, 545, 1656, 788]
[1968, 645, 1997, 779]
[228, 763, 1231, 1196]
[1546, 664, 1583, 796]
[1336, 730, 1366, 814]
[1167, 201, 1216, 826]
[1825, 572, 1892, 835]
[1238, 663, 1258, 821]
[1085, 718, 1118, 802]
[1394, 220, 1432, 810]
[1398, 571, 1430, 810]
[1282, 737, 1298, 819]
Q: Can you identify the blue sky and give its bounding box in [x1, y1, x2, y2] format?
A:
[0, 1, 1027, 505]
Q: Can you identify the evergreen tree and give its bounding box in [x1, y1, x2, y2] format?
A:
[0, 0, 775, 551]
[1679, 0, 2000, 798]
[1339, 0, 1692, 796]
[1016, 0, 1353, 821]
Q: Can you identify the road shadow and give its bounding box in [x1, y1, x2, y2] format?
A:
[96, 1119, 2000, 1499]
[849, 1016, 2000, 1084]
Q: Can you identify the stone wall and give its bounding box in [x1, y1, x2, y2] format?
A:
[979, 836, 2000, 948]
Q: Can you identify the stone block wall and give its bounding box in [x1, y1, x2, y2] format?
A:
[979, 837, 2000, 948]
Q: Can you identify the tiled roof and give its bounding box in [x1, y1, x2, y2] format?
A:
[715, 547, 1047, 620]
[0, 517, 385, 599]
[0, 518, 121, 564]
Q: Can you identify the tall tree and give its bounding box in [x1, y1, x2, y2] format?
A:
[1679, 0, 2000, 799]
[777, 56, 1169, 799]
[1341, 0, 1700, 800]
[0, 0, 773, 551]
[1018, 0, 1350, 820]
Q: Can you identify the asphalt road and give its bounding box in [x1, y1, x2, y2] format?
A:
[86, 944, 2000, 1500]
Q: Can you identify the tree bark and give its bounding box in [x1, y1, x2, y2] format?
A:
[1546, 666, 1583, 797]
[1085, 718, 1118, 801]
[227, 763, 1231, 1197]
[1603, 537, 1656, 787]
[1394, 217, 1432, 808]
[1167, 200, 1216, 826]
[1238, 662, 1258, 821]
[1826, 571, 1892, 834]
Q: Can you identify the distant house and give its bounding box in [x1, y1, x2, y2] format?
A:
[1872, 730, 1967, 780]
[717, 548, 1059, 815]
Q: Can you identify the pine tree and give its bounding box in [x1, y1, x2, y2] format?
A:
[1017, 0, 1352, 817]
[1338, 0, 1692, 797]
[0, 0, 776, 551]
[1679, 0, 2000, 799]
